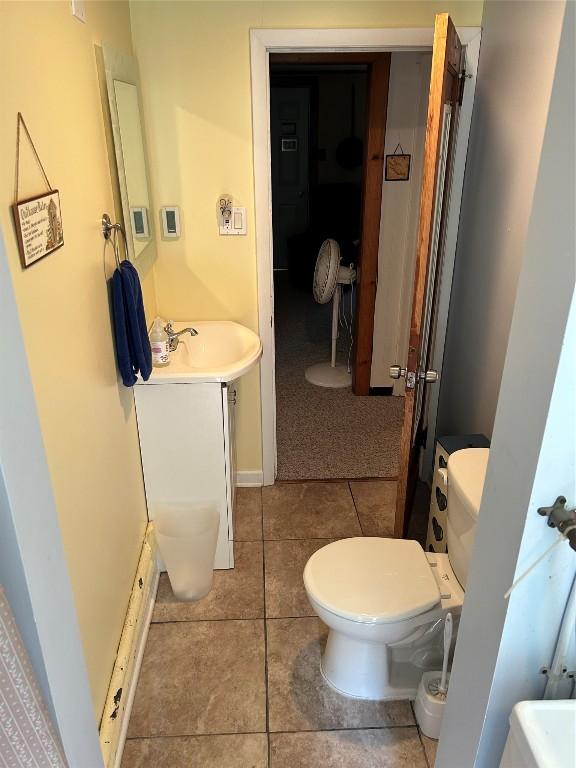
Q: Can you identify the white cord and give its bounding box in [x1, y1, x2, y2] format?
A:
[347, 279, 355, 373]
[504, 532, 571, 599]
[333, 263, 356, 374]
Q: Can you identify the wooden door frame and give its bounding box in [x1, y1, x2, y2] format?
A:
[269, 51, 391, 395]
[250, 27, 481, 486]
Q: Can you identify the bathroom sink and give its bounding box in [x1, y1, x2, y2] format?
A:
[140, 320, 262, 384]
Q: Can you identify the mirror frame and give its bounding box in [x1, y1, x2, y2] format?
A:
[101, 44, 153, 261]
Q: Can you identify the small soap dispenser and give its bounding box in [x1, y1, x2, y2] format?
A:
[150, 318, 170, 367]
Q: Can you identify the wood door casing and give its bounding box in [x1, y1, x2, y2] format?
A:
[394, 14, 463, 537]
[353, 54, 391, 394]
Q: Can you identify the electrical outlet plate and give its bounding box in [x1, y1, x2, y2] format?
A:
[71, 0, 86, 23]
[220, 207, 246, 236]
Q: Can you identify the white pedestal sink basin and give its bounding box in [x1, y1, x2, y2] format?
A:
[139, 320, 262, 384]
[500, 700, 576, 768]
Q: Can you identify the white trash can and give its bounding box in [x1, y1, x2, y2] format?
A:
[153, 502, 220, 601]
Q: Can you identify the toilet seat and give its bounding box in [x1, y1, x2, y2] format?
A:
[304, 537, 440, 624]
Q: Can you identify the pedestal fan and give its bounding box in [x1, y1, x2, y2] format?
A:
[305, 238, 356, 388]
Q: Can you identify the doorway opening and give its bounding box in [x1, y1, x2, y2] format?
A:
[270, 52, 429, 486]
[253, 25, 480, 538]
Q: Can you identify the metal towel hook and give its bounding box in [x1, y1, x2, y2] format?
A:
[102, 213, 129, 269]
[101, 213, 123, 240]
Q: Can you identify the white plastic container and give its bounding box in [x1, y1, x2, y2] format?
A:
[414, 671, 450, 740]
[149, 318, 170, 367]
[154, 502, 220, 601]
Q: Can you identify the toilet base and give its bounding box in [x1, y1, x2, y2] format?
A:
[321, 628, 419, 701]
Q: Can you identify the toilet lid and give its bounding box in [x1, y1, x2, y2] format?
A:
[304, 538, 440, 624]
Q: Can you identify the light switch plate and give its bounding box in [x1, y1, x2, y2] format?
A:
[231, 207, 247, 235]
[70, 0, 86, 23]
[161, 206, 181, 239]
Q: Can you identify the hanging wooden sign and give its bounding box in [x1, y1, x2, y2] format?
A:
[12, 113, 64, 268]
[385, 143, 411, 181]
[12, 191, 64, 268]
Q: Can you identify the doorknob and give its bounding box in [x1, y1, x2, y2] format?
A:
[419, 369, 438, 383]
[389, 365, 406, 379]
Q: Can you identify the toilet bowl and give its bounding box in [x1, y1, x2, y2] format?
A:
[304, 447, 489, 700]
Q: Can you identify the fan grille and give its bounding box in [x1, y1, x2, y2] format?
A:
[313, 239, 341, 304]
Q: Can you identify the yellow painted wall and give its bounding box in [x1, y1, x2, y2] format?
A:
[0, 1, 155, 718]
[131, 0, 483, 472]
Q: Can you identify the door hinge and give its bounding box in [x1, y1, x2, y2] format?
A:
[406, 371, 416, 390]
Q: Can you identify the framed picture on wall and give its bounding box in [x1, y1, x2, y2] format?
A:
[385, 153, 411, 181]
[12, 190, 64, 268]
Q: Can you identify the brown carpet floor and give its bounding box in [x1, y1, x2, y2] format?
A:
[274, 273, 404, 480]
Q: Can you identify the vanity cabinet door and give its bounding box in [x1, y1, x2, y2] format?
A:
[134, 382, 233, 569]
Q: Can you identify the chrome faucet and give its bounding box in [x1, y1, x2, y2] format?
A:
[164, 321, 198, 352]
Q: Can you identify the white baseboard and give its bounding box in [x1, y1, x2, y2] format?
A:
[236, 470, 264, 487]
[100, 525, 159, 768]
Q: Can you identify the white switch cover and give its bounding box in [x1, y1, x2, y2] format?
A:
[230, 207, 247, 235]
[71, 0, 86, 23]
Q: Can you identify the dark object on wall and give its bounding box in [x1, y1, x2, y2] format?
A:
[369, 386, 393, 396]
[335, 84, 364, 169]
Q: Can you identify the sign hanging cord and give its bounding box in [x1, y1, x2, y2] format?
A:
[14, 112, 53, 203]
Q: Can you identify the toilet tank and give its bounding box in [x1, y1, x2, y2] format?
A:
[446, 448, 490, 589]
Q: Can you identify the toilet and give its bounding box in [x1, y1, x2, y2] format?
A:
[303, 447, 490, 701]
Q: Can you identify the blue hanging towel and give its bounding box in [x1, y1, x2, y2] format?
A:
[111, 261, 152, 387]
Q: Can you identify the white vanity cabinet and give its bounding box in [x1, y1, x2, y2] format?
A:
[134, 381, 237, 569]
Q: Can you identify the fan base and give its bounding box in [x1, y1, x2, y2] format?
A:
[305, 362, 352, 389]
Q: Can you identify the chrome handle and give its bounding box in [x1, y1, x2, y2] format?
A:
[389, 365, 406, 380]
[419, 369, 438, 383]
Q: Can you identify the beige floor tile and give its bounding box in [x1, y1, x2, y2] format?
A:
[152, 542, 264, 622]
[350, 480, 397, 536]
[421, 734, 438, 767]
[266, 617, 414, 732]
[127, 620, 266, 737]
[264, 538, 334, 618]
[122, 733, 268, 768]
[262, 482, 361, 540]
[270, 728, 428, 768]
[234, 487, 263, 541]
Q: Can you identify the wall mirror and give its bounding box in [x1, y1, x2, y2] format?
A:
[101, 44, 152, 260]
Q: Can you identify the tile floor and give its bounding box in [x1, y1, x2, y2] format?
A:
[122, 482, 437, 768]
